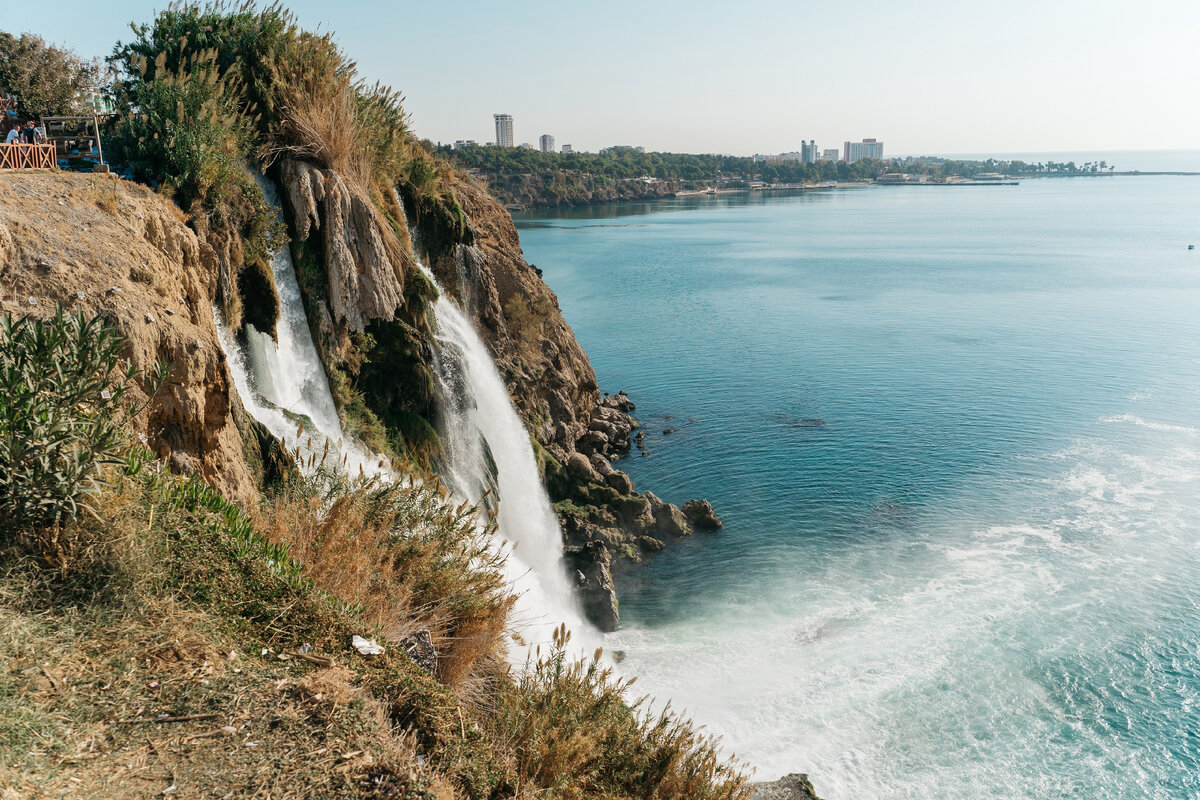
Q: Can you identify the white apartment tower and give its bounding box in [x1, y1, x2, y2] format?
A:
[493, 114, 514, 148]
[539, 134, 556, 153]
[800, 140, 819, 163]
[843, 138, 884, 163]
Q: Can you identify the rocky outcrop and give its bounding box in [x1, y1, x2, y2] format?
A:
[683, 499, 723, 530]
[435, 176, 599, 453]
[752, 773, 821, 800]
[280, 159, 415, 334]
[0, 172, 256, 502]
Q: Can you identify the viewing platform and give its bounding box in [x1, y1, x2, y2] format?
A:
[0, 143, 56, 170]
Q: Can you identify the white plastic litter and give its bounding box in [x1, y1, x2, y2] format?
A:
[351, 635, 384, 656]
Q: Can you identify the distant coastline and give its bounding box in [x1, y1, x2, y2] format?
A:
[446, 144, 1200, 209]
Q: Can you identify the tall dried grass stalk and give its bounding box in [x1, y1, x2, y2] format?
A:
[255, 474, 514, 695]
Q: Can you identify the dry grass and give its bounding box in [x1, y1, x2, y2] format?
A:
[491, 626, 752, 800]
[254, 474, 514, 698]
[259, 27, 412, 199]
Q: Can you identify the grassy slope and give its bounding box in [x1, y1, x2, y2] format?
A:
[0, 460, 751, 799]
[0, 469, 479, 798]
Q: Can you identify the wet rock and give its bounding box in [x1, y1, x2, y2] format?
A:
[644, 492, 692, 537]
[604, 470, 635, 495]
[602, 391, 635, 413]
[682, 499, 723, 530]
[567, 542, 619, 631]
[752, 773, 821, 800]
[636, 535, 665, 552]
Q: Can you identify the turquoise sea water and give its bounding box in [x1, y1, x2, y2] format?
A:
[514, 175, 1200, 800]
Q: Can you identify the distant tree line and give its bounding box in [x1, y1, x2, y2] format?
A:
[444, 145, 1118, 207]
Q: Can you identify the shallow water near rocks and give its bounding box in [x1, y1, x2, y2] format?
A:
[515, 174, 1200, 799]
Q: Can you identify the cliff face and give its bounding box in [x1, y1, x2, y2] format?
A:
[438, 175, 600, 453]
[2, 165, 714, 633]
[0, 172, 256, 502]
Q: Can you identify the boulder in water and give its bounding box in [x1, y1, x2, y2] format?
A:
[682, 499, 722, 530]
[567, 542, 619, 631]
[637, 535, 666, 552]
[751, 773, 821, 800]
[644, 492, 691, 538]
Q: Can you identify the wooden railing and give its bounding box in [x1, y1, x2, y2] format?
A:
[0, 143, 57, 170]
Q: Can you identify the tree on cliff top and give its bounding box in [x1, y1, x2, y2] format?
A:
[0, 31, 100, 118]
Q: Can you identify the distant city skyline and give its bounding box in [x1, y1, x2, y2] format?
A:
[4, 0, 1198, 155]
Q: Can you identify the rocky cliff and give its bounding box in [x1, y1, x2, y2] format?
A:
[1, 163, 720, 634]
[0, 172, 257, 502]
[425, 176, 721, 630]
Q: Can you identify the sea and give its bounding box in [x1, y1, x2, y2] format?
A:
[512, 162, 1200, 800]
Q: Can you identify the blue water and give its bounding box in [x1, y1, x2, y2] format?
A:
[514, 176, 1200, 800]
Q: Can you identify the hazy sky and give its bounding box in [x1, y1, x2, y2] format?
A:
[3, 0, 1197, 155]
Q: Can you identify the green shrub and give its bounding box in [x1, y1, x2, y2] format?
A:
[0, 308, 167, 533]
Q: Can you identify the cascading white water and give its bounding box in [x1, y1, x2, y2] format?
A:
[424, 268, 597, 653]
[215, 174, 590, 652]
[213, 173, 386, 479]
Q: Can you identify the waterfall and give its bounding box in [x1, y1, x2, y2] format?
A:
[214, 173, 387, 479]
[215, 172, 592, 653]
[425, 268, 597, 652]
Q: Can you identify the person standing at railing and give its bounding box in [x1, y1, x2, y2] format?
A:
[4, 126, 18, 145]
[20, 120, 43, 144]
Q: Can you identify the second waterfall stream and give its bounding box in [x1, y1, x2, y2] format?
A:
[422, 267, 596, 655]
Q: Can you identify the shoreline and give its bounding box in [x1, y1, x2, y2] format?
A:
[512, 171, 1199, 216]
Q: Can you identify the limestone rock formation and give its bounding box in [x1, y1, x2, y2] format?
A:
[279, 159, 413, 333]
[0, 172, 256, 502]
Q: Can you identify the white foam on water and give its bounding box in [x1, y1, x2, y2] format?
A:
[607, 417, 1200, 799]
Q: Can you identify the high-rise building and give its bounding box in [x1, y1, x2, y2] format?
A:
[493, 114, 514, 148]
[539, 134, 556, 153]
[561, 144, 574, 154]
[843, 138, 884, 163]
[800, 140, 819, 163]
[822, 148, 840, 161]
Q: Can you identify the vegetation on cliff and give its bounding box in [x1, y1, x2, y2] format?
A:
[102, 2, 475, 466]
[0, 309, 751, 798]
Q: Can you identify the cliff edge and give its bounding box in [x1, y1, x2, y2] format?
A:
[0, 172, 257, 502]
